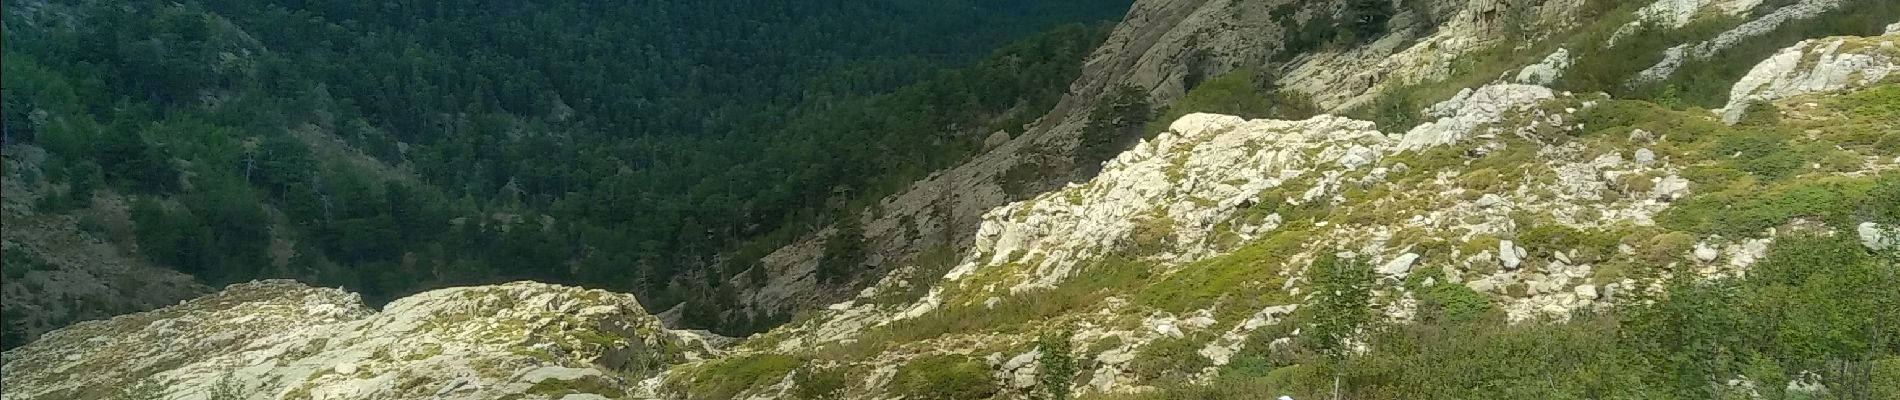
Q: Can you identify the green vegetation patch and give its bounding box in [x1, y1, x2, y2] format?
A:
[677, 354, 803, 400]
[1658, 175, 1879, 237]
[1127, 332, 1217, 385]
[1135, 228, 1302, 319]
[791, 365, 849, 400]
[1143, 68, 1320, 136]
[820, 258, 1153, 360]
[891, 354, 998, 400]
[526, 375, 624, 398]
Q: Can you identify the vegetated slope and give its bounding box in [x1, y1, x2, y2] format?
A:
[5, 1, 1900, 399]
[11, 22, 1893, 398]
[639, 1, 1900, 398]
[719, 0, 1438, 336]
[0, 0, 1129, 347]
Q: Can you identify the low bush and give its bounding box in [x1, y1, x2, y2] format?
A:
[791, 365, 847, 400]
[679, 354, 802, 400]
[892, 354, 997, 400]
[1126, 332, 1216, 384]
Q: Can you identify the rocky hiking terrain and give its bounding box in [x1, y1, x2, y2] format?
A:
[3, 281, 719, 400]
[6, 0, 1900, 399]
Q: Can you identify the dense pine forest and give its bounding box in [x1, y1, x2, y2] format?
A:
[0, 0, 1128, 338]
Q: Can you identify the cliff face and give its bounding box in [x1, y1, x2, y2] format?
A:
[0, 281, 718, 400]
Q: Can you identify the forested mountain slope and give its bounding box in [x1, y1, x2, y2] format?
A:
[6, 0, 1900, 399]
[0, 0, 1130, 347]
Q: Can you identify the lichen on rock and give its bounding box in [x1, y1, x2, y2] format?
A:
[1719, 33, 1900, 123]
[0, 281, 715, 400]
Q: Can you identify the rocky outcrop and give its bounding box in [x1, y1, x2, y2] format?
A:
[0, 281, 716, 400]
[727, 0, 1399, 327]
[1395, 84, 1557, 151]
[961, 113, 1392, 291]
[1615, 0, 1763, 41]
[1632, 0, 1847, 85]
[1516, 48, 1572, 85]
[1719, 33, 1900, 123]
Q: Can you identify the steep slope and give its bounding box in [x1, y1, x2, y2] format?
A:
[728, 0, 1650, 329]
[648, 24, 1900, 399]
[5, 1, 1899, 399]
[0, 281, 719, 400]
[0, 0, 1133, 344]
[1, 146, 210, 350]
[729, 0, 1419, 330]
[735, 0, 1900, 336]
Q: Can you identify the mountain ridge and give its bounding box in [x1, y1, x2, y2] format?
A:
[6, 0, 1900, 398]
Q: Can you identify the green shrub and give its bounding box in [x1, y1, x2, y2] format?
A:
[1841, 83, 1900, 119]
[77, 214, 110, 238]
[1714, 129, 1807, 181]
[2, 251, 56, 278]
[1271, 6, 1339, 62]
[526, 375, 623, 397]
[1143, 68, 1320, 136]
[892, 354, 997, 400]
[1121, 215, 1177, 256]
[1874, 358, 1900, 400]
[682, 354, 802, 400]
[818, 221, 867, 284]
[1641, 231, 1696, 263]
[1417, 282, 1495, 324]
[791, 365, 848, 400]
[1127, 332, 1215, 384]
[1658, 176, 1875, 237]
[1037, 331, 1078, 400]
[1865, 175, 1900, 223]
[206, 374, 243, 400]
[1516, 223, 1619, 265]
[1077, 85, 1154, 169]
[1342, 0, 1395, 43]
[1362, 87, 1423, 133]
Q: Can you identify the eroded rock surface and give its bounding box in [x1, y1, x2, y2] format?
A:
[1720, 33, 1900, 123]
[0, 281, 716, 400]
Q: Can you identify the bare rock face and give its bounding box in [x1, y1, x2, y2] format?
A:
[1720, 33, 1900, 123]
[0, 281, 716, 400]
[956, 113, 1393, 292]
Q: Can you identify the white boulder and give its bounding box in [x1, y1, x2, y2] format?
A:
[1378, 253, 1421, 276]
[1515, 48, 1571, 85]
[1860, 222, 1895, 251]
[1499, 240, 1526, 270]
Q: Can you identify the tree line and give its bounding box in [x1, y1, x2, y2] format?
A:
[1, 0, 1125, 335]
